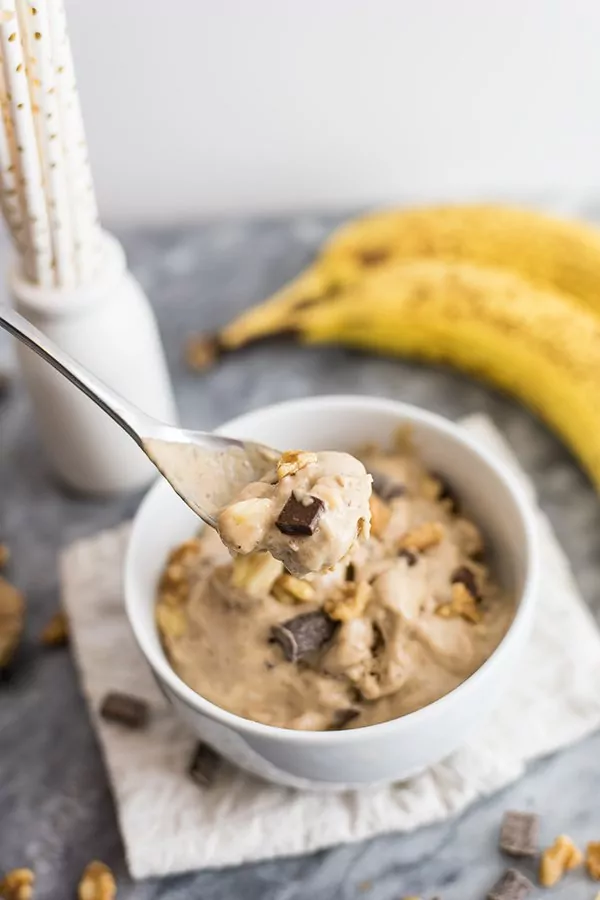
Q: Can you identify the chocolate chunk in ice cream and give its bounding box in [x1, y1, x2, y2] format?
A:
[434, 473, 460, 511]
[452, 565, 480, 601]
[329, 708, 360, 729]
[275, 494, 325, 536]
[271, 610, 337, 662]
[371, 469, 406, 502]
[398, 548, 418, 566]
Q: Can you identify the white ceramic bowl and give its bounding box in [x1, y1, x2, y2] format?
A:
[126, 395, 539, 791]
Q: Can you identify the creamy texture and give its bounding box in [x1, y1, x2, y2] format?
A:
[157, 445, 515, 731]
[144, 437, 278, 524]
[216, 450, 372, 577]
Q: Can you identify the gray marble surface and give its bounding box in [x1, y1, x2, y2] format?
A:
[2, 209, 600, 899]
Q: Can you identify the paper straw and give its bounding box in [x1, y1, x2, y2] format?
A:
[0, 0, 102, 287]
[0, 59, 26, 251]
[47, 0, 100, 284]
[0, 8, 34, 276]
[0, 0, 52, 286]
[18, 0, 75, 287]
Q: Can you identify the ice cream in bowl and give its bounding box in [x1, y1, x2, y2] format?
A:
[125, 395, 539, 790]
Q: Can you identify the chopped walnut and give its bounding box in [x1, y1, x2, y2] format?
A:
[78, 861, 116, 900]
[436, 582, 482, 624]
[158, 538, 203, 602]
[0, 576, 25, 669]
[40, 610, 69, 647]
[156, 603, 187, 638]
[324, 581, 372, 622]
[539, 834, 583, 887]
[0, 868, 35, 900]
[167, 537, 202, 567]
[272, 572, 315, 604]
[164, 563, 186, 585]
[455, 517, 484, 558]
[0, 544, 9, 569]
[587, 842, 600, 880]
[185, 334, 220, 372]
[231, 552, 283, 597]
[398, 521, 444, 553]
[276, 450, 318, 480]
[420, 475, 443, 501]
[369, 494, 391, 538]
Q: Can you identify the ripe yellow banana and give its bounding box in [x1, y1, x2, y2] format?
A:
[322, 205, 600, 310]
[219, 259, 600, 487]
[220, 204, 600, 350]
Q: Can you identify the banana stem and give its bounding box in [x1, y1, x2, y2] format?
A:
[219, 267, 326, 349]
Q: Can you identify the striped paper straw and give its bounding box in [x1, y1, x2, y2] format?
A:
[0, 58, 27, 256]
[18, 0, 75, 287]
[47, 0, 101, 284]
[0, 0, 52, 286]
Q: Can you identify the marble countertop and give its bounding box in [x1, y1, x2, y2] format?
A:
[2, 211, 600, 900]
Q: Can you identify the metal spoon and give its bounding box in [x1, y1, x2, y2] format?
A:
[0, 306, 279, 526]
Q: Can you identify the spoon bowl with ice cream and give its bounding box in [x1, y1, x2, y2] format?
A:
[0, 307, 371, 574]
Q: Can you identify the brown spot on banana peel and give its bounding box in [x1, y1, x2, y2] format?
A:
[318, 204, 600, 313]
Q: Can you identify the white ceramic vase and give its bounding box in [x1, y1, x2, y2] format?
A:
[10, 231, 177, 494]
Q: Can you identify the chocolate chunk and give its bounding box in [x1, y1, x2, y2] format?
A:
[188, 742, 221, 787]
[371, 469, 406, 502]
[345, 562, 356, 582]
[451, 565, 480, 600]
[434, 473, 460, 511]
[100, 692, 149, 729]
[398, 548, 418, 566]
[357, 248, 390, 266]
[329, 708, 360, 729]
[371, 622, 385, 654]
[487, 868, 533, 900]
[271, 611, 337, 662]
[499, 811, 539, 858]
[275, 494, 325, 536]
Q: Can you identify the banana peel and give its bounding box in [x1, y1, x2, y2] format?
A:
[221, 204, 600, 350]
[219, 258, 600, 488]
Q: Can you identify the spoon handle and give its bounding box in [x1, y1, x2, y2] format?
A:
[0, 305, 153, 445]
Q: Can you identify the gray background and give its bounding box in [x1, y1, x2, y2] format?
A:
[2, 209, 600, 899]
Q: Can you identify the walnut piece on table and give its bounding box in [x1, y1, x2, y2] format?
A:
[40, 610, 69, 647]
[0, 576, 25, 669]
[539, 834, 583, 887]
[78, 861, 116, 900]
[0, 868, 34, 900]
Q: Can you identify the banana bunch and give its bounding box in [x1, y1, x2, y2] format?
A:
[217, 205, 600, 487]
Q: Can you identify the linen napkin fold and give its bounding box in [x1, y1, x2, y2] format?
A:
[60, 415, 600, 879]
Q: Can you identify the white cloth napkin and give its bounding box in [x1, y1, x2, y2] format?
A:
[60, 415, 600, 880]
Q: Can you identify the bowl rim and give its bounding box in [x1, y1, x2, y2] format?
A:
[125, 394, 539, 745]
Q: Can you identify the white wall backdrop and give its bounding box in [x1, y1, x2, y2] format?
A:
[66, 0, 600, 223]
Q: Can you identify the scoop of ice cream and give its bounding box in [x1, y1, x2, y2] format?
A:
[217, 449, 372, 576]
